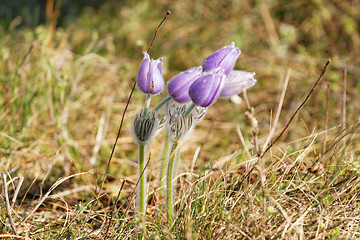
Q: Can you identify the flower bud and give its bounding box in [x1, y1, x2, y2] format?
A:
[132, 108, 159, 144]
[166, 102, 205, 141]
[137, 52, 164, 95]
[167, 105, 193, 141]
[202, 42, 241, 75]
[167, 66, 203, 103]
[220, 71, 256, 98]
[188, 70, 226, 107]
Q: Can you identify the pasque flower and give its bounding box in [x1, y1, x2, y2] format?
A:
[220, 71, 257, 97]
[137, 52, 164, 95]
[167, 66, 203, 103]
[188, 70, 226, 107]
[202, 42, 241, 75]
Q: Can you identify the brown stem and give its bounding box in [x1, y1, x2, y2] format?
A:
[2, 174, 17, 235]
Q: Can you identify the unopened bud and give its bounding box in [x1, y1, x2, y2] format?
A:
[167, 105, 193, 141]
[132, 108, 159, 144]
[166, 102, 207, 141]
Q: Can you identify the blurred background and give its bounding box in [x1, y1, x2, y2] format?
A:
[0, 0, 359, 205]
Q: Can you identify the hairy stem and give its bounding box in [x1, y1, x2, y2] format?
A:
[143, 94, 152, 115]
[138, 144, 147, 216]
[160, 133, 171, 196]
[166, 142, 179, 226]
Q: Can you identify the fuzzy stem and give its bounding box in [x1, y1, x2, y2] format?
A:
[160, 133, 171, 196]
[154, 96, 172, 112]
[138, 143, 147, 217]
[143, 94, 152, 116]
[137, 94, 151, 216]
[166, 142, 179, 226]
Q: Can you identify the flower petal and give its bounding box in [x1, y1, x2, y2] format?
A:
[136, 52, 164, 95]
[189, 72, 225, 107]
[202, 42, 241, 74]
[220, 70, 256, 97]
[137, 52, 150, 93]
[189, 74, 214, 106]
[167, 66, 203, 103]
[202, 73, 225, 106]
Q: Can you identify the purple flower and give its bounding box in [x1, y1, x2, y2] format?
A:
[202, 42, 241, 75]
[167, 66, 203, 103]
[221, 71, 257, 98]
[137, 52, 164, 95]
[188, 70, 226, 107]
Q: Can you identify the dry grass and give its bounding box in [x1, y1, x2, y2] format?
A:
[1, 0, 360, 239]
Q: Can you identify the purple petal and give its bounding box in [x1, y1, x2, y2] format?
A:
[220, 47, 241, 75]
[189, 74, 214, 106]
[201, 73, 225, 107]
[147, 58, 164, 93]
[137, 52, 164, 95]
[137, 53, 150, 94]
[167, 66, 203, 103]
[149, 65, 164, 94]
[202, 42, 241, 74]
[189, 72, 225, 107]
[157, 57, 163, 75]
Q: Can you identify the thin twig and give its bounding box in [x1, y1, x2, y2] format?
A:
[147, 11, 171, 53]
[322, 81, 330, 155]
[342, 67, 347, 131]
[11, 176, 24, 209]
[105, 179, 126, 238]
[2, 174, 17, 235]
[96, 83, 135, 200]
[341, 67, 347, 158]
[261, 60, 331, 158]
[237, 60, 331, 188]
[5, 176, 20, 186]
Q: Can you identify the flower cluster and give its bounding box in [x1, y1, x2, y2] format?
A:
[136, 42, 256, 108]
[167, 42, 256, 107]
[132, 42, 256, 221]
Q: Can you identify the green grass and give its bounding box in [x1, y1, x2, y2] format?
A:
[1, 0, 360, 239]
